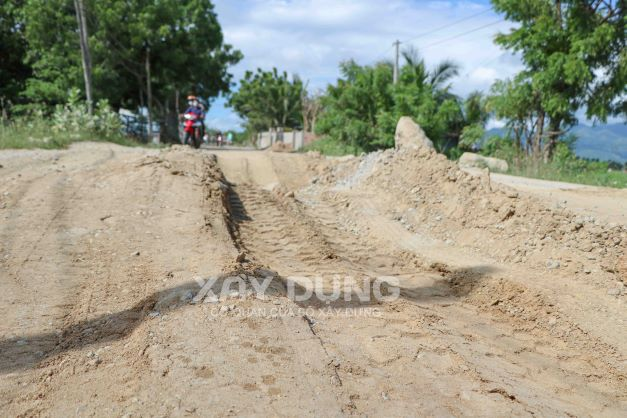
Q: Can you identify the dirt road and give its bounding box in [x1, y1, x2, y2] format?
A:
[1, 143, 625, 417]
[462, 168, 627, 226]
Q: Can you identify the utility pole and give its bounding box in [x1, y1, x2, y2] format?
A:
[73, 0, 93, 115]
[393, 40, 401, 85]
[145, 45, 154, 142]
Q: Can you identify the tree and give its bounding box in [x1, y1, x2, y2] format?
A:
[459, 91, 490, 150]
[90, 0, 242, 138]
[489, 77, 545, 157]
[302, 89, 323, 133]
[315, 60, 393, 152]
[491, 0, 626, 161]
[21, 0, 83, 108]
[0, 1, 31, 116]
[315, 52, 478, 154]
[18, 0, 241, 139]
[228, 68, 304, 132]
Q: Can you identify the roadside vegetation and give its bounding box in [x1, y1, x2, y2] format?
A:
[1, 1, 624, 186]
[227, 0, 625, 188]
[1, 0, 241, 145]
[0, 89, 139, 150]
[482, 135, 627, 188]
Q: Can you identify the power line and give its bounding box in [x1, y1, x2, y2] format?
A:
[401, 7, 494, 44]
[461, 52, 506, 78]
[369, 44, 394, 64]
[369, 6, 495, 64]
[417, 19, 504, 50]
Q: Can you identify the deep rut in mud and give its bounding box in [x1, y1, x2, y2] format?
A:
[228, 183, 422, 282]
[215, 152, 627, 416]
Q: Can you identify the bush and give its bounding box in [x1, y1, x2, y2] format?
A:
[480, 135, 518, 162]
[508, 143, 626, 188]
[301, 136, 361, 156]
[0, 90, 136, 150]
[477, 135, 626, 188]
[52, 89, 122, 139]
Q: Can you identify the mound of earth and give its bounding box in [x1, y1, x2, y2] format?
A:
[308, 146, 626, 285]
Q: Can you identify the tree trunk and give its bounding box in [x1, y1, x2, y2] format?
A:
[543, 118, 561, 163]
[532, 111, 545, 161]
[73, 0, 93, 115]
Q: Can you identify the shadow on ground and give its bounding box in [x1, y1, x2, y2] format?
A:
[0, 264, 496, 375]
[0, 282, 198, 375]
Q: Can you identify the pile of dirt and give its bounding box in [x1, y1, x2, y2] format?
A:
[311, 145, 626, 286]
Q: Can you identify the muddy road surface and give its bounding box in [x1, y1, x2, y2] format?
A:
[0, 142, 625, 417]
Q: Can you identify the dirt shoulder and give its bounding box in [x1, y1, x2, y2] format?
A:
[479, 170, 627, 226]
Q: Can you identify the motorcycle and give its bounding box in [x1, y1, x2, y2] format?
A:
[183, 112, 203, 149]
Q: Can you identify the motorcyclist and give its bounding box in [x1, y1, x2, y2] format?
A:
[197, 100, 207, 139]
[182, 95, 204, 146]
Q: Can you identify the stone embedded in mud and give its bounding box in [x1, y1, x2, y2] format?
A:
[546, 259, 561, 270]
[458, 152, 509, 173]
[236, 252, 247, 262]
[210, 181, 228, 192]
[607, 282, 624, 296]
[394, 117, 435, 151]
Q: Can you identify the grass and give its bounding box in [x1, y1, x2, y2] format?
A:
[300, 136, 362, 156]
[508, 162, 627, 188]
[0, 120, 143, 150]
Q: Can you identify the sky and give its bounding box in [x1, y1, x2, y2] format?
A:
[206, 0, 523, 131]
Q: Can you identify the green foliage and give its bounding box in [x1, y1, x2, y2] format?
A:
[232, 130, 251, 145]
[314, 54, 487, 154]
[0, 0, 31, 108]
[5, 0, 241, 123]
[509, 152, 627, 188]
[51, 88, 122, 138]
[301, 136, 362, 156]
[0, 89, 135, 150]
[459, 123, 486, 150]
[490, 0, 626, 160]
[20, 0, 83, 107]
[315, 60, 391, 152]
[90, 0, 242, 110]
[480, 134, 519, 162]
[480, 133, 626, 188]
[228, 68, 304, 132]
[0, 116, 137, 150]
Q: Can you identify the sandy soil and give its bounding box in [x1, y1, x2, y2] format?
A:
[462, 168, 627, 226]
[0, 143, 625, 417]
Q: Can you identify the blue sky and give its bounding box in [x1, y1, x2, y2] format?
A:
[207, 0, 522, 131]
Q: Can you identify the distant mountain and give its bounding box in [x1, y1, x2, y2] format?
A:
[484, 123, 627, 163]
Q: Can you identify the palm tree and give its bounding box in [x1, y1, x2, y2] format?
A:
[401, 46, 460, 93]
[428, 59, 460, 90]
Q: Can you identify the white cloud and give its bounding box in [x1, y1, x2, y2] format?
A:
[208, 0, 522, 130]
[486, 118, 506, 130]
